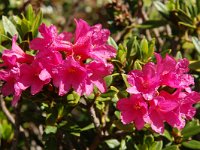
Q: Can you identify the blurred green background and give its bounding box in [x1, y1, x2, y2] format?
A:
[1, 0, 200, 150]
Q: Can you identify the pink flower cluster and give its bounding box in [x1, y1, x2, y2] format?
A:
[117, 53, 200, 133]
[0, 19, 116, 106]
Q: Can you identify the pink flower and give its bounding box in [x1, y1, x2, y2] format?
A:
[0, 67, 23, 106]
[172, 90, 200, 120]
[117, 53, 199, 133]
[117, 94, 148, 130]
[30, 23, 73, 54]
[74, 19, 116, 62]
[127, 62, 160, 100]
[52, 56, 87, 96]
[84, 61, 114, 95]
[147, 93, 180, 133]
[155, 53, 194, 91]
[18, 61, 51, 95]
[0, 67, 20, 96]
[35, 51, 62, 75]
[2, 35, 33, 67]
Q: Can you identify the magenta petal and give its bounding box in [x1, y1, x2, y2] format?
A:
[30, 79, 44, 95]
[39, 69, 51, 81]
[93, 80, 106, 93]
[126, 86, 140, 94]
[134, 117, 145, 130]
[149, 110, 164, 133]
[121, 111, 135, 124]
[74, 19, 90, 42]
[30, 38, 47, 50]
[159, 100, 178, 112]
[165, 111, 185, 129]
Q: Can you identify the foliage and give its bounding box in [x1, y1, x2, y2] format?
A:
[0, 0, 200, 150]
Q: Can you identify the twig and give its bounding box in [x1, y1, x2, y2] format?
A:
[0, 95, 15, 125]
[87, 94, 103, 150]
[0, 94, 26, 150]
[11, 104, 21, 150]
[89, 105, 101, 135]
[138, 0, 164, 47]
[0, 95, 25, 132]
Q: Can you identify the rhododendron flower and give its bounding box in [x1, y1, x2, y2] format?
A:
[127, 62, 160, 100]
[155, 53, 194, 91]
[85, 61, 113, 95]
[74, 19, 116, 62]
[117, 53, 200, 134]
[35, 51, 63, 75]
[117, 94, 148, 130]
[147, 94, 180, 133]
[52, 56, 87, 96]
[0, 19, 116, 107]
[0, 67, 23, 106]
[0, 67, 20, 96]
[171, 90, 200, 120]
[30, 23, 73, 54]
[18, 61, 51, 95]
[2, 35, 33, 67]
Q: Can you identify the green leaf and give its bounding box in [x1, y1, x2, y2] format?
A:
[114, 120, 134, 132]
[105, 139, 120, 149]
[149, 141, 163, 150]
[182, 140, 200, 149]
[178, 22, 196, 29]
[116, 44, 127, 64]
[163, 130, 173, 141]
[192, 37, 200, 54]
[133, 60, 142, 70]
[144, 135, 154, 147]
[32, 10, 43, 37]
[154, 1, 169, 18]
[0, 120, 13, 140]
[26, 4, 35, 22]
[81, 124, 94, 131]
[104, 75, 113, 87]
[182, 41, 194, 49]
[162, 145, 179, 150]
[2, 16, 18, 37]
[189, 60, 200, 72]
[175, 9, 194, 25]
[101, 90, 117, 98]
[137, 20, 168, 29]
[143, 0, 152, 7]
[70, 132, 80, 136]
[175, 51, 182, 59]
[121, 73, 129, 88]
[126, 36, 140, 58]
[140, 37, 148, 60]
[66, 91, 80, 106]
[21, 18, 31, 37]
[96, 100, 106, 110]
[197, 0, 200, 14]
[148, 38, 155, 58]
[120, 139, 127, 150]
[44, 125, 57, 134]
[108, 36, 118, 49]
[181, 119, 200, 138]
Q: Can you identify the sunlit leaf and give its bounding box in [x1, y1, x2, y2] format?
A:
[182, 140, 200, 149]
[2, 16, 18, 37]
